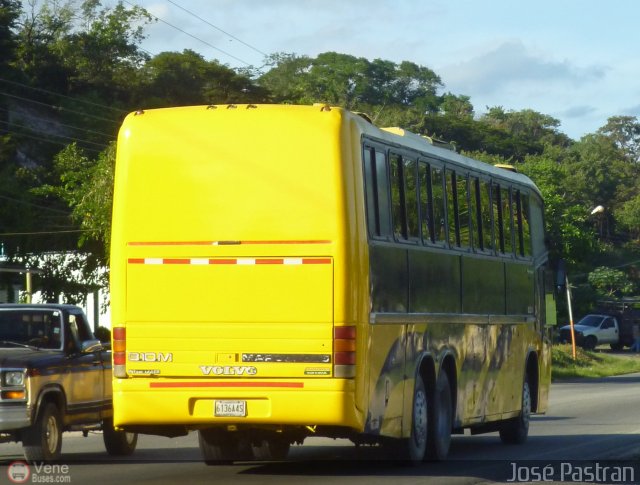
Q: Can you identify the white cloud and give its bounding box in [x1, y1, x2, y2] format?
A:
[440, 40, 607, 97]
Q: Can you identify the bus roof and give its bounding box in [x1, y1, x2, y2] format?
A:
[121, 104, 542, 198]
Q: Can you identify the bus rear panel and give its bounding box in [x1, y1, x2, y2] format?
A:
[111, 106, 363, 434]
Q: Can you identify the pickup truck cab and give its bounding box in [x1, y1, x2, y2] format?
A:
[0, 304, 137, 461]
[559, 314, 621, 350]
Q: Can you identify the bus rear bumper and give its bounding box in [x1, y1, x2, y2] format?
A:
[113, 378, 362, 431]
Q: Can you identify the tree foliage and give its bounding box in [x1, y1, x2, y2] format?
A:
[588, 266, 635, 298]
[259, 52, 442, 112]
[1, 0, 640, 311]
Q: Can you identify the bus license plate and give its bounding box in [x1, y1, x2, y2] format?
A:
[215, 400, 247, 417]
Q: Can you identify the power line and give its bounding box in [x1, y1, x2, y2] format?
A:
[0, 77, 127, 115]
[0, 91, 121, 125]
[165, 0, 268, 58]
[0, 107, 115, 141]
[0, 229, 88, 237]
[0, 124, 105, 155]
[0, 120, 109, 150]
[122, 0, 254, 66]
[0, 194, 71, 216]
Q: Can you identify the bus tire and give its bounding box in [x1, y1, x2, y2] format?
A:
[198, 429, 252, 465]
[403, 374, 428, 462]
[103, 418, 138, 456]
[500, 376, 531, 444]
[22, 402, 63, 463]
[426, 370, 452, 461]
[251, 436, 290, 461]
[199, 429, 234, 465]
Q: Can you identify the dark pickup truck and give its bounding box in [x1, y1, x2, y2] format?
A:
[0, 304, 137, 461]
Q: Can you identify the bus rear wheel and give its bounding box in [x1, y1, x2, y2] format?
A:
[103, 418, 138, 456]
[403, 374, 428, 462]
[426, 370, 452, 461]
[198, 429, 252, 465]
[500, 376, 531, 444]
[251, 435, 290, 461]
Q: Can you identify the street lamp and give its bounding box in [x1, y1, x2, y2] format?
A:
[590, 205, 606, 239]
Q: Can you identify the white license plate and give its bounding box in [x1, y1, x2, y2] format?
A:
[215, 400, 247, 417]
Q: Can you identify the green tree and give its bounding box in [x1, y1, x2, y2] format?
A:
[565, 134, 634, 241]
[140, 49, 268, 107]
[41, 142, 114, 260]
[0, 0, 21, 73]
[519, 149, 597, 265]
[598, 115, 640, 165]
[440, 93, 474, 119]
[588, 266, 634, 298]
[258, 52, 442, 112]
[64, 0, 152, 97]
[616, 195, 640, 242]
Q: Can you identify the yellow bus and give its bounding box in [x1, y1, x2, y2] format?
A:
[110, 104, 553, 463]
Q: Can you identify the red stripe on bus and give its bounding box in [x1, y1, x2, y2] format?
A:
[128, 241, 213, 246]
[241, 240, 331, 245]
[127, 258, 331, 265]
[163, 258, 190, 264]
[149, 381, 304, 388]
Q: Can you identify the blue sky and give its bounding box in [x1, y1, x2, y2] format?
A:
[122, 0, 640, 140]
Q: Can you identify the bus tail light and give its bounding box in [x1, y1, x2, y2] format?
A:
[113, 327, 127, 378]
[334, 326, 356, 378]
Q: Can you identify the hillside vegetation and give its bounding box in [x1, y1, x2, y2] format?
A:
[0, 0, 639, 311]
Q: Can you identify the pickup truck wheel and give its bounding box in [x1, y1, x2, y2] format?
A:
[103, 418, 138, 456]
[22, 402, 63, 462]
[583, 336, 597, 351]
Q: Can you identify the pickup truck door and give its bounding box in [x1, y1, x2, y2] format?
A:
[64, 312, 105, 419]
[599, 317, 619, 344]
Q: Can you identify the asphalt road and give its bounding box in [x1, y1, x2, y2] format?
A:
[2, 373, 639, 484]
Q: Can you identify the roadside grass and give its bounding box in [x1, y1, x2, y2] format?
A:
[552, 344, 640, 380]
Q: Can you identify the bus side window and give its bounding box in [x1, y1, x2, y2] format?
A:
[363, 147, 378, 237]
[418, 162, 433, 243]
[519, 191, 532, 256]
[470, 177, 482, 250]
[493, 183, 504, 253]
[390, 154, 407, 240]
[375, 150, 392, 238]
[481, 179, 494, 251]
[404, 158, 419, 241]
[363, 146, 392, 239]
[457, 172, 470, 248]
[431, 165, 446, 244]
[446, 169, 459, 247]
[502, 187, 514, 255]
